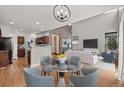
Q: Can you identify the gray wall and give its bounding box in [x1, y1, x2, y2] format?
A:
[72, 10, 119, 53]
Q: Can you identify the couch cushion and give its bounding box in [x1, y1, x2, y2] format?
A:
[65, 50, 98, 64]
[81, 65, 98, 75]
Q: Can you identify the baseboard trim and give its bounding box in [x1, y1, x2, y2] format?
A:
[31, 64, 40, 67]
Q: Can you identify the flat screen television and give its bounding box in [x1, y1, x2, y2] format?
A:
[83, 39, 98, 48]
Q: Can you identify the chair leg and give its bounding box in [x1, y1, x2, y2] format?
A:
[41, 69, 44, 76]
[57, 71, 59, 82]
[41, 65, 45, 76]
[44, 71, 46, 76]
[71, 72, 73, 76]
[77, 71, 80, 76]
[48, 72, 51, 76]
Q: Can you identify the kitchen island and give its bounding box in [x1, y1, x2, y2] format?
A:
[30, 46, 52, 67]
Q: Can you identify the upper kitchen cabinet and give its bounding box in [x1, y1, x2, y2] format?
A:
[36, 36, 49, 44]
[18, 36, 25, 44]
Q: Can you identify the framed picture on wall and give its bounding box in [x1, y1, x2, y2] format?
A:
[72, 36, 79, 50]
[105, 32, 118, 52]
[72, 36, 78, 40]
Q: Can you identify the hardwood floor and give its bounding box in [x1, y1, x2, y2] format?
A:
[0, 59, 26, 87]
[0, 57, 124, 87]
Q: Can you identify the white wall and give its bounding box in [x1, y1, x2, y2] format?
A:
[72, 10, 119, 53]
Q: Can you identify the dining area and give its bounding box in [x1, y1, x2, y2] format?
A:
[23, 53, 99, 87]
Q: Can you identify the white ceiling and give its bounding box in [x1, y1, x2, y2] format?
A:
[0, 5, 123, 33]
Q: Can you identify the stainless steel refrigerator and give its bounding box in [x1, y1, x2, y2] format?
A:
[0, 37, 13, 64]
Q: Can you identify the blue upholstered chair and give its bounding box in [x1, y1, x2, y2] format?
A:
[101, 52, 115, 63]
[70, 67, 99, 87]
[40, 56, 57, 76]
[66, 56, 80, 75]
[24, 66, 54, 87]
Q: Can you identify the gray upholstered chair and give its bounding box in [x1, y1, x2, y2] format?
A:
[24, 66, 54, 87]
[70, 67, 99, 87]
[40, 56, 57, 76]
[66, 56, 80, 75]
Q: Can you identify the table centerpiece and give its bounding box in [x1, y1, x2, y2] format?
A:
[56, 54, 67, 64]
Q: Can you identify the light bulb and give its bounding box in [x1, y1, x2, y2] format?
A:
[60, 9, 63, 13]
[57, 11, 60, 15]
[64, 12, 67, 15]
[36, 22, 39, 25]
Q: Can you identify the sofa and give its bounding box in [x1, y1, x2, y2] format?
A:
[101, 52, 115, 63]
[65, 50, 98, 65]
[83, 48, 100, 55]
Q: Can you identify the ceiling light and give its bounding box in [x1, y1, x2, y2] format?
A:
[9, 19, 15, 24]
[41, 26, 44, 28]
[36, 22, 40, 25]
[53, 5, 71, 22]
[68, 24, 71, 26]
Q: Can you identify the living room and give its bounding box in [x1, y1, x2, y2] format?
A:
[0, 5, 124, 88]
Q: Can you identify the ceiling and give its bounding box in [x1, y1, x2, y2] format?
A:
[0, 5, 123, 33]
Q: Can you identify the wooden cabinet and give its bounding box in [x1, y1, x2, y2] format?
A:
[18, 36, 24, 44]
[36, 37, 41, 44]
[18, 48, 25, 57]
[0, 50, 9, 68]
[41, 36, 49, 44]
[27, 51, 31, 65]
[36, 36, 49, 44]
[0, 28, 1, 37]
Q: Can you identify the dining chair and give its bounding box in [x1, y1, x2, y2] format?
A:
[70, 67, 99, 87]
[40, 56, 57, 76]
[24, 66, 54, 87]
[66, 56, 80, 76]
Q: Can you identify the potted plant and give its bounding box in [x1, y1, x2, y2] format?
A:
[107, 37, 118, 52]
[56, 54, 67, 63]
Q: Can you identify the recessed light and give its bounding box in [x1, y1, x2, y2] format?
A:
[9, 19, 15, 24]
[68, 24, 71, 26]
[41, 26, 44, 28]
[36, 22, 40, 25]
[9, 21, 14, 24]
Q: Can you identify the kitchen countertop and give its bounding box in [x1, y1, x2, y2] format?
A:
[0, 50, 9, 52]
